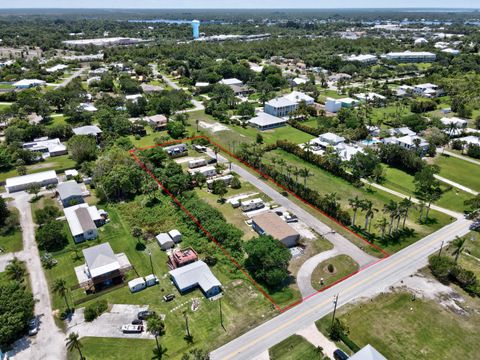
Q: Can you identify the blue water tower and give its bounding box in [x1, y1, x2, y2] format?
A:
[192, 20, 200, 39]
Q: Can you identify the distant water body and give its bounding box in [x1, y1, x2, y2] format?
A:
[128, 19, 192, 24]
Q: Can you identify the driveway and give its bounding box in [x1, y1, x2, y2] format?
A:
[66, 304, 155, 340]
[296, 249, 340, 297]
[4, 192, 66, 360]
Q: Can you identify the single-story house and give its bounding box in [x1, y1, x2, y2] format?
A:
[289, 77, 308, 87]
[64, 204, 105, 243]
[75, 242, 132, 291]
[141, 83, 164, 93]
[65, 169, 79, 180]
[195, 82, 210, 88]
[349, 344, 387, 360]
[46, 64, 69, 73]
[389, 127, 416, 137]
[440, 117, 467, 128]
[13, 79, 46, 89]
[457, 136, 480, 146]
[168, 247, 198, 269]
[251, 212, 300, 247]
[355, 92, 386, 102]
[72, 125, 102, 139]
[188, 165, 217, 178]
[345, 54, 378, 64]
[414, 83, 442, 98]
[248, 111, 287, 131]
[79, 103, 98, 112]
[169, 260, 222, 298]
[27, 113, 44, 125]
[207, 174, 234, 189]
[335, 143, 365, 161]
[57, 180, 84, 208]
[125, 94, 143, 102]
[6, 170, 58, 193]
[230, 84, 254, 97]
[313, 132, 346, 147]
[22, 137, 67, 158]
[164, 143, 188, 157]
[218, 78, 243, 87]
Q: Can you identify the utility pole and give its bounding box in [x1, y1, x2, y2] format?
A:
[148, 250, 154, 276]
[219, 297, 225, 330]
[438, 240, 444, 256]
[331, 294, 339, 327]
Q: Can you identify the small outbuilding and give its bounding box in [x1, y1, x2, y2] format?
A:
[128, 277, 146, 293]
[156, 233, 175, 250]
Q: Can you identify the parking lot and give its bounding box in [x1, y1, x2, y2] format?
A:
[66, 304, 155, 339]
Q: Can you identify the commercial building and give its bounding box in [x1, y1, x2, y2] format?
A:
[63, 37, 145, 47]
[5, 170, 58, 193]
[64, 204, 106, 243]
[345, 54, 378, 64]
[75, 242, 132, 291]
[251, 212, 300, 247]
[248, 111, 287, 131]
[22, 137, 67, 158]
[13, 79, 46, 89]
[169, 260, 222, 298]
[384, 51, 436, 63]
[57, 180, 84, 208]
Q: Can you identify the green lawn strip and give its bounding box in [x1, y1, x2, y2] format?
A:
[433, 154, 480, 193]
[0, 207, 22, 253]
[0, 155, 76, 183]
[66, 338, 155, 360]
[311, 255, 359, 291]
[269, 334, 325, 360]
[262, 149, 453, 254]
[381, 165, 472, 213]
[316, 291, 480, 360]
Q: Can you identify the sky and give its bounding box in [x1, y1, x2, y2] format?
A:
[0, 0, 478, 9]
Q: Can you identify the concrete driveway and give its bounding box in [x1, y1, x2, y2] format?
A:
[66, 304, 155, 339]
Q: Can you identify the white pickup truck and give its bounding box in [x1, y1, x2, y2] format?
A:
[121, 324, 143, 333]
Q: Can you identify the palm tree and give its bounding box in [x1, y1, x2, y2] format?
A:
[451, 236, 466, 263]
[5, 257, 26, 282]
[66, 332, 84, 360]
[383, 200, 398, 236]
[303, 142, 313, 160]
[147, 315, 166, 356]
[46, 183, 57, 198]
[348, 196, 363, 227]
[362, 200, 378, 232]
[195, 119, 199, 132]
[292, 166, 300, 184]
[299, 167, 312, 188]
[53, 278, 70, 312]
[375, 217, 389, 241]
[399, 197, 414, 228]
[152, 344, 168, 360]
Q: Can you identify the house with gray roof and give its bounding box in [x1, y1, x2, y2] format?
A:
[169, 260, 222, 298]
[74, 242, 132, 291]
[248, 112, 287, 131]
[64, 204, 105, 243]
[57, 180, 84, 208]
[72, 125, 102, 141]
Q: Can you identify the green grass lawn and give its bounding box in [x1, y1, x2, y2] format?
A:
[263, 149, 453, 254]
[316, 291, 480, 360]
[0, 155, 76, 183]
[433, 154, 480, 193]
[269, 335, 325, 360]
[381, 165, 472, 213]
[0, 103, 11, 111]
[128, 127, 172, 149]
[0, 207, 22, 253]
[66, 338, 155, 360]
[44, 194, 280, 358]
[311, 255, 358, 291]
[369, 104, 412, 124]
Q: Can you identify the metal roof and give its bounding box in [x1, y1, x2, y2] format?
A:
[169, 260, 221, 293]
[248, 112, 287, 127]
[57, 180, 83, 200]
[6, 170, 57, 188]
[252, 212, 299, 241]
[349, 345, 387, 360]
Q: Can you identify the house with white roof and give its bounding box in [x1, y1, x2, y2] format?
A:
[284, 91, 314, 105]
[248, 111, 287, 131]
[349, 344, 387, 360]
[345, 54, 378, 64]
[441, 117, 467, 129]
[64, 203, 105, 243]
[46, 64, 69, 73]
[325, 97, 359, 113]
[125, 94, 143, 102]
[414, 37, 428, 46]
[72, 125, 102, 139]
[264, 97, 298, 117]
[169, 260, 222, 298]
[442, 48, 460, 55]
[457, 136, 480, 146]
[355, 92, 386, 102]
[13, 79, 46, 89]
[22, 137, 67, 158]
[218, 78, 243, 87]
[396, 135, 429, 153]
[5, 170, 58, 193]
[414, 83, 442, 98]
[79, 103, 98, 112]
[75, 242, 132, 291]
[188, 165, 217, 178]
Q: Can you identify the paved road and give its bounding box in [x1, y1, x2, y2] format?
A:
[1, 192, 66, 360]
[211, 217, 471, 360]
[440, 149, 480, 166]
[206, 149, 376, 268]
[434, 174, 478, 195]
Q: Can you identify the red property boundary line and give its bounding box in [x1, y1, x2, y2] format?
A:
[130, 135, 390, 313]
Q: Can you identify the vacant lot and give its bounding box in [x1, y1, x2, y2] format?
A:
[0, 206, 22, 253]
[317, 291, 480, 360]
[263, 149, 453, 253]
[269, 335, 325, 360]
[433, 154, 480, 193]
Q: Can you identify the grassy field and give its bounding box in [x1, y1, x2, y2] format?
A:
[269, 335, 325, 360]
[369, 104, 412, 124]
[316, 291, 480, 360]
[262, 149, 453, 254]
[0, 206, 22, 253]
[0, 155, 76, 183]
[433, 154, 480, 193]
[66, 338, 156, 360]
[311, 255, 358, 290]
[381, 165, 472, 213]
[43, 193, 280, 359]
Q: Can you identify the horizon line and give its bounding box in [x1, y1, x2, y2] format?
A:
[0, 7, 479, 10]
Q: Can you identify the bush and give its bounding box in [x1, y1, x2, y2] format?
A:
[84, 300, 108, 322]
[328, 319, 348, 341]
[34, 205, 61, 225]
[36, 221, 68, 251]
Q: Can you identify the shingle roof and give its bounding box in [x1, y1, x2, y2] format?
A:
[83, 242, 120, 278]
[57, 180, 83, 200]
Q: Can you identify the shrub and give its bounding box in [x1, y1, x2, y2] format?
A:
[84, 300, 108, 322]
